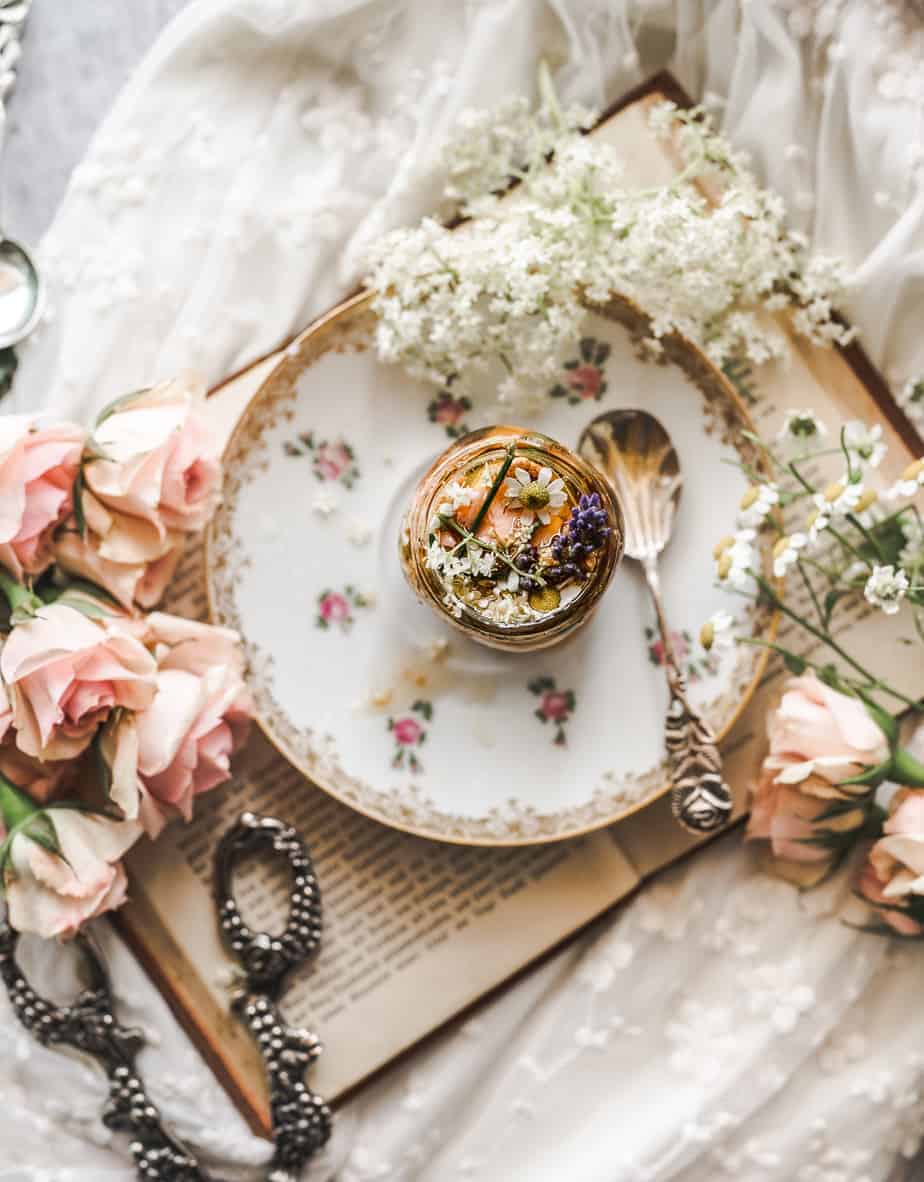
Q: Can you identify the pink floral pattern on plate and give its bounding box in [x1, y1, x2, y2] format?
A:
[428, 389, 472, 438]
[528, 676, 575, 746]
[549, 338, 610, 405]
[316, 586, 371, 632]
[283, 431, 360, 488]
[645, 626, 718, 682]
[389, 700, 432, 772]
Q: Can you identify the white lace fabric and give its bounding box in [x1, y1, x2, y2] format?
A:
[4, 2, 924, 1179]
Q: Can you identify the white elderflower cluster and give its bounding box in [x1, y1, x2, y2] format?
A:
[366, 89, 854, 407]
[864, 565, 909, 615]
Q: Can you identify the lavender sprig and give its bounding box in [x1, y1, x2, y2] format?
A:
[545, 493, 611, 586]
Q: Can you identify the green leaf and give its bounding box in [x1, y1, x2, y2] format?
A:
[94, 386, 152, 429]
[838, 757, 893, 789]
[782, 652, 807, 675]
[892, 746, 924, 788]
[822, 589, 849, 629]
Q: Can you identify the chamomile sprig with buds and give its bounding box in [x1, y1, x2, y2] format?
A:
[705, 411, 924, 713]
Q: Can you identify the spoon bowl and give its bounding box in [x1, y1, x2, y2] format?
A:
[578, 409, 682, 564]
[0, 236, 42, 348]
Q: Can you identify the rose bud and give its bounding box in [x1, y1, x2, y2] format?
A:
[0, 780, 142, 939]
[858, 789, 924, 936]
[0, 417, 84, 579]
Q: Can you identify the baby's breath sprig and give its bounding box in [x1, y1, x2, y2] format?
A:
[366, 73, 853, 414]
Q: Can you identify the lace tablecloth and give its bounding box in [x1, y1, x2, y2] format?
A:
[4, 2, 924, 1179]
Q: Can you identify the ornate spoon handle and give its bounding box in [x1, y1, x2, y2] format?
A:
[214, 813, 332, 1179]
[643, 559, 733, 834]
[0, 924, 214, 1181]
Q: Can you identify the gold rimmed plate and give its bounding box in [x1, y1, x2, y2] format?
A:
[205, 291, 773, 845]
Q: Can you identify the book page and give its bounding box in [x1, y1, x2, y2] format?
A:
[125, 719, 639, 1124]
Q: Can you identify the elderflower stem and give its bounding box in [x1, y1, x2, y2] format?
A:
[438, 514, 547, 587]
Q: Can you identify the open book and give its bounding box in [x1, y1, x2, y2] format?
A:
[117, 72, 924, 1137]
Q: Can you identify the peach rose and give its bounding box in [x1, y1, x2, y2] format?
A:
[133, 611, 244, 675]
[858, 789, 924, 936]
[747, 761, 868, 887]
[764, 672, 889, 785]
[0, 416, 84, 579]
[0, 603, 157, 761]
[86, 377, 220, 532]
[134, 663, 251, 822]
[3, 805, 142, 939]
[54, 522, 183, 610]
[53, 377, 220, 609]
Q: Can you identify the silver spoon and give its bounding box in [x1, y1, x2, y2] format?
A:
[0, 0, 43, 349]
[578, 408, 733, 834]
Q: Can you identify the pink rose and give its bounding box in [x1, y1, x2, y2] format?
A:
[0, 416, 84, 579]
[316, 441, 352, 482]
[747, 762, 867, 887]
[858, 789, 924, 936]
[0, 603, 157, 761]
[85, 377, 221, 533]
[130, 611, 244, 675]
[764, 672, 889, 785]
[54, 525, 183, 609]
[3, 805, 142, 939]
[133, 665, 251, 822]
[319, 592, 350, 624]
[540, 690, 571, 723]
[392, 717, 423, 746]
[569, 365, 602, 399]
[97, 613, 251, 831]
[54, 377, 220, 609]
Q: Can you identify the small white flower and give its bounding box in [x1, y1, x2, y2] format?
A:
[863, 564, 909, 615]
[715, 529, 756, 587]
[502, 465, 567, 525]
[777, 409, 827, 444]
[738, 483, 779, 528]
[699, 610, 734, 652]
[312, 490, 338, 518]
[886, 458, 924, 500]
[772, 532, 807, 578]
[467, 543, 496, 577]
[444, 480, 474, 511]
[843, 420, 886, 469]
[346, 517, 373, 547]
[807, 476, 864, 542]
[426, 538, 447, 572]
